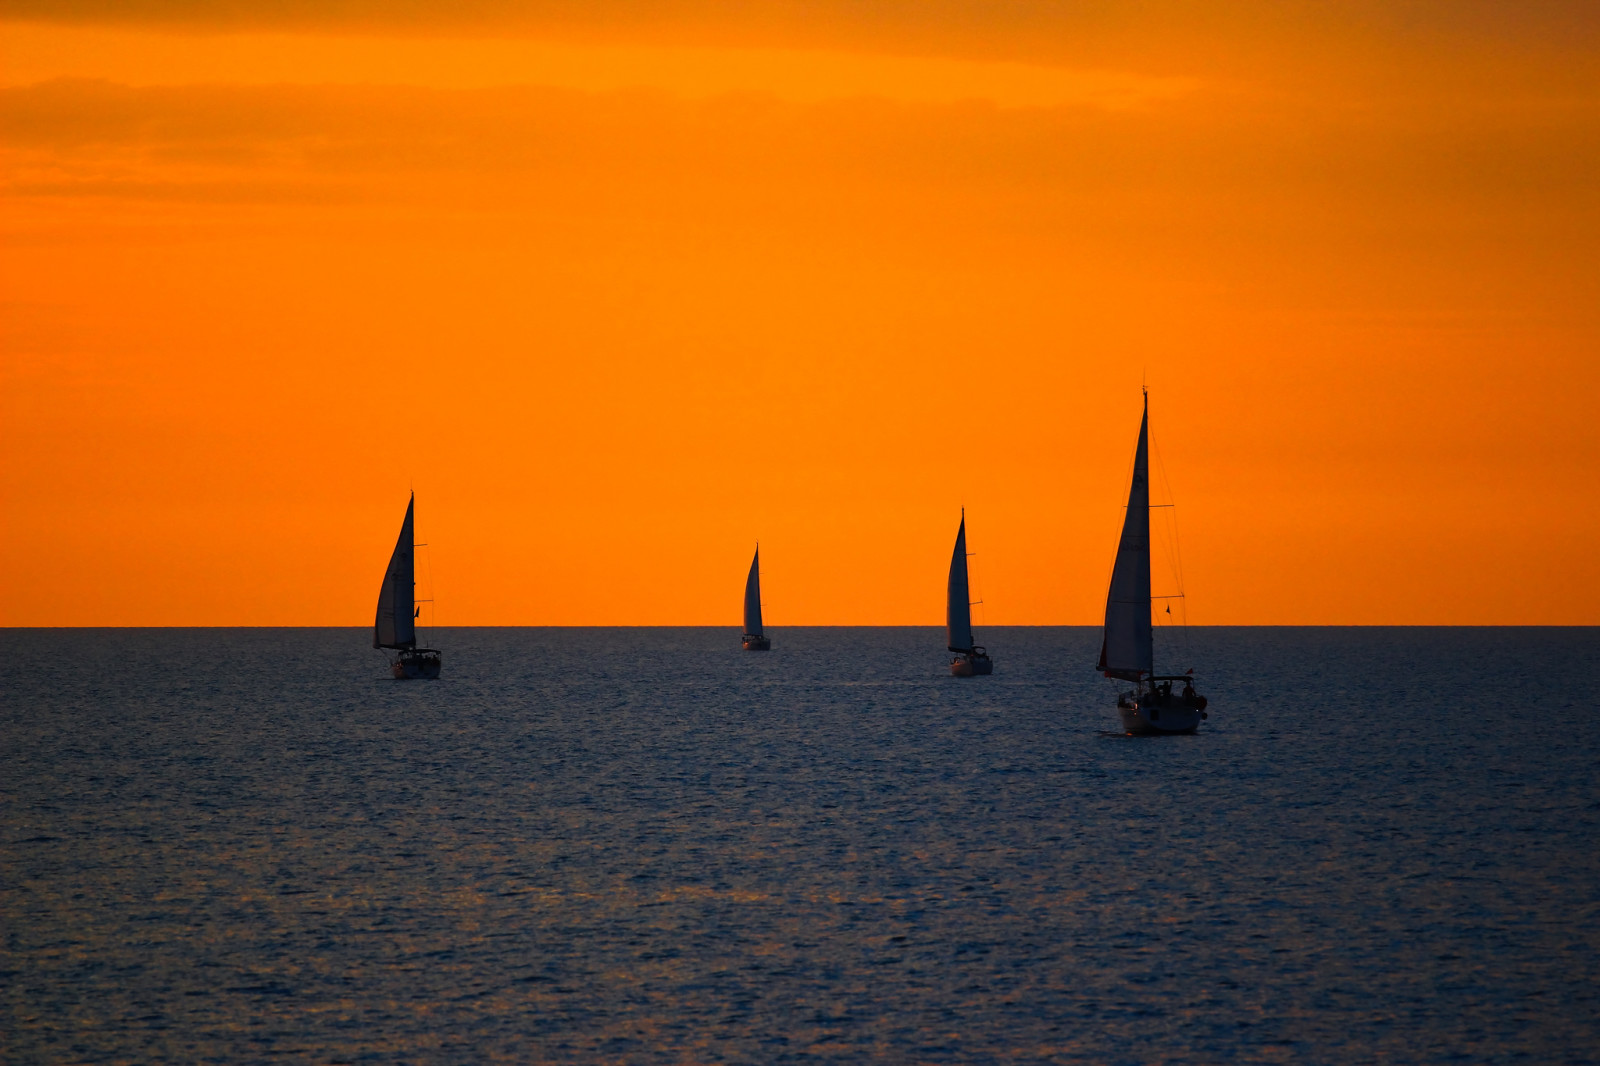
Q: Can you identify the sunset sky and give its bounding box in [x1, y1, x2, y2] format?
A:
[3, 1, 1598, 626]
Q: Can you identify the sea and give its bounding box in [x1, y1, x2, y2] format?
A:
[3, 626, 1598, 1064]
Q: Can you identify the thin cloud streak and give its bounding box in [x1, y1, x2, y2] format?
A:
[1, 23, 1198, 111]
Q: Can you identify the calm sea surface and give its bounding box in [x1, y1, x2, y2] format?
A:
[3, 627, 1598, 1064]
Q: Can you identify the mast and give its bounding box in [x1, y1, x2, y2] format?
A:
[947, 510, 975, 654]
[743, 546, 764, 638]
[374, 494, 418, 651]
[1098, 393, 1154, 681]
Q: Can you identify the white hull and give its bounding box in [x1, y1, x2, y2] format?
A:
[391, 650, 442, 680]
[950, 652, 993, 676]
[1118, 702, 1200, 735]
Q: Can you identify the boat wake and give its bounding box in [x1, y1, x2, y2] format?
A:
[1095, 729, 1199, 739]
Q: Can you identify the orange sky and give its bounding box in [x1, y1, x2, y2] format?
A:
[3, 2, 1598, 626]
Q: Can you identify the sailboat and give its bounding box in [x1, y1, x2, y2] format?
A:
[947, 510, 992, 676]
[374, 493, 442, 679]
[1099, 390, 1206, 733]
[742, 545, 771, 650]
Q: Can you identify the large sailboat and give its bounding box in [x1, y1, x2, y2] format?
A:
[1099, 391, 1207, 733]
[947, 510, 992, 676]
[742, 546, 771, 650]
[374, 493, 442, 679]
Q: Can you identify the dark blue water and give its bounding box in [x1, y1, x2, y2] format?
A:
[3, 627, 1598, 1063]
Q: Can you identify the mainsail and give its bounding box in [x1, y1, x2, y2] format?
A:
[743, 547, 764, 638]
[374, 494, 418, 650]
[947, 512, 975, 653]
[1098, 394, 1154, 681]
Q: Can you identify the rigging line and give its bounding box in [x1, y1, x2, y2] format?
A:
[1167, 505, 1187, 600]
[1148, 417, 1193, 662]
[1149, 453, 1185, 608]
[1163, 490, 1192, 656]
[419, 528, 435, 643]
[1150, 429, 1187, 598]
[1171, 498, 1192, 660]
[970, 539, 987, 632]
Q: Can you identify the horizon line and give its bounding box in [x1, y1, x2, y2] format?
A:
[3, 623, 1593, 630]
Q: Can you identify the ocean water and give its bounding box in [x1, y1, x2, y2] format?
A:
[3, 626, 1598, 1064]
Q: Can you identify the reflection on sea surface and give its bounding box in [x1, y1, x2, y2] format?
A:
[3, 627, 1597, 1062]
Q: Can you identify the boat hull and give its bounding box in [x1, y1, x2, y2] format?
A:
[742, 636, 771, 651]
[391, 650, 442, 680]
[951, 652, 993, 676]
[1118, 690, 1206, 734]
[1119, 705, 1199, 734]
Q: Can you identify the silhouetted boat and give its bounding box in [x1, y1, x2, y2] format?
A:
[374, 493, 441, 679]
[742, 546, 770, 651]
[1099, 391, 1206, 733]
[947, 510, 992, 676]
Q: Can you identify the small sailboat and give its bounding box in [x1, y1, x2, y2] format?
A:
[947, 510, 992, 676]
[1099, 391, 1206, 733]
[374, 493, 442, 679]
[741, 546, 771, 651]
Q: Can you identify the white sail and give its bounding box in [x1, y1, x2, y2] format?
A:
[1099, 394, 1153, 680]
[374, 494, 418, 650]
[743, 547, 764, 637]
[947, 512, 975, 653]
